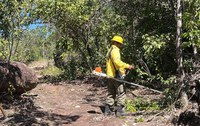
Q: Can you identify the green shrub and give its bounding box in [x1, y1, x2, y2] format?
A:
[125, 98, 160, 112]
[40, 66, 62, 76]
[135, 117, 144, 123]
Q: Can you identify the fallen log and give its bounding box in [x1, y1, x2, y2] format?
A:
[0, 61, 38, 94]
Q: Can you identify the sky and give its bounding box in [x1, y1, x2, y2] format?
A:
[27, 19, 45, 30]
[28, 23, 45, 30]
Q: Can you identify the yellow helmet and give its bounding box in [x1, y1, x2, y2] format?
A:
[111, 35, 123, 44]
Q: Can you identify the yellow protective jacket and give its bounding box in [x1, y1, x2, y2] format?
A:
[106, 45, 130, 77]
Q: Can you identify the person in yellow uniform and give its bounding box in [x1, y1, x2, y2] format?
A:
[104, 35, 134, 117]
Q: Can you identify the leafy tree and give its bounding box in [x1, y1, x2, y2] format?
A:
[14, 26, 55, 62]
[0, 0, 32, 61]
[111, 0, 177, 86]
[0, 0, 55, 63]
[1, 0, 199, 102]
[182, 0, 200, 66]
[30, 0, 128, 79]
[178, 0, 200, 107]
[112, 0, 200, 106]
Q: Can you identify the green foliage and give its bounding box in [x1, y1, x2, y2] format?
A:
[0, 38, 9, 59]
[142, 34, 176, 75]
[112, 0, 177, 92]
[162, 76, 179, 105]
[125, 100, 137, 112]
[0, 0, 37, 61]
[180, 0, 200, 78]
[135, 117, 144, 123]
[142, 34, 166, 57]
[31, 0, 129, 79]
[40, 66, 62, 77]
[183, 0, 200, 47]
[13, 26, 55, 62]
[125, 99, 160, 112]
[62, 57, 86, 80]
[0, 0, 200, 108]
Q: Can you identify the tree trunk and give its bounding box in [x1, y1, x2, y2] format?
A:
[176, 0, 188, 109]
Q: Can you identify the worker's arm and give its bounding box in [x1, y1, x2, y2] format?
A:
[111, 49, 130, 69]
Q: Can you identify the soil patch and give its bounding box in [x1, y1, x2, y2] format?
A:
[0, 78, 174, 126]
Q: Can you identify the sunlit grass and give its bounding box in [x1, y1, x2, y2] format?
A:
[28, 59, 62, 76]
[40, 65, 62, 76]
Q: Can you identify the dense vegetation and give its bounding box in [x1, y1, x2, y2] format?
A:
[0, 0, 200, 106]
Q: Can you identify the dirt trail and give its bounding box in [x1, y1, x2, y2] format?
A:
[1, 79, 172, 126]
[30, 81, 128, 126]
[0, 61, 173, 126]
[28, 79, 170, 126]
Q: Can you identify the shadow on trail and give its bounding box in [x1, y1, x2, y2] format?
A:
[80, 77, 107, 115]
[6, 112, 80, 125]
[83, 79, 106, 102]
[0, 95, 80, 125]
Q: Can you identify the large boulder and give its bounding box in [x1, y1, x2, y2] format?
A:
[0, 61, 38, 94]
